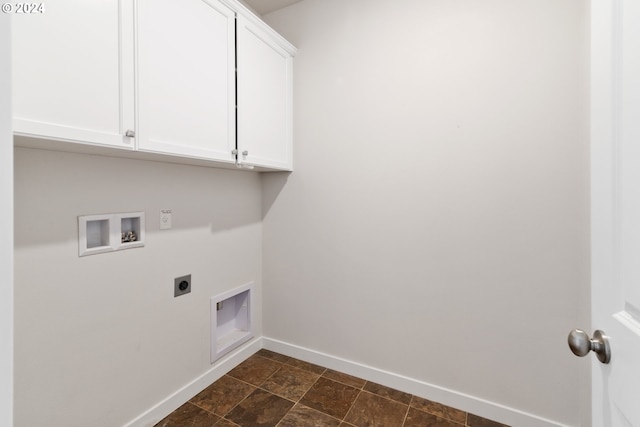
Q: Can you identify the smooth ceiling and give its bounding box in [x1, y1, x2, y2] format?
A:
[243, 0, 303, 15]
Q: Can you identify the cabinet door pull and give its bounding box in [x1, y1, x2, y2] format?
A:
[125, 130, 135, 138]
[242, 150, 249, 156]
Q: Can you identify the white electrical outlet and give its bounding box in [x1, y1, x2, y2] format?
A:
[160, 209, 172, 230]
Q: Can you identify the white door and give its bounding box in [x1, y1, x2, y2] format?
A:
[590, 1, 640, 426]
[136, 0, 236, 162]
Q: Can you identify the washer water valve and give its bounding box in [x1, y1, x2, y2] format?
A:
[121, 231, 138, 243]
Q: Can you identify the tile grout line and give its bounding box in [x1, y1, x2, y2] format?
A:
[215, 373, 267, 422]
[187, 396, 239, 421]
[186, 400, 211, 413]
[289, 375, 347, 426]
[228, 352, 324, 426]
[408, 393, 470, 426]
[231, 354, 336, 426]
[258, 356, 324, 405]
[229, 355, 290, 411]
[294, 372, 321, 404]
[361, 381, 413, 406]
[341, 387, 364, 424]
[177, 351, 496, 427]
[181, 400, 223, 420]
[261, 352, 447, 427]
[401, 395, 415, 427]
[260, 349, 363, 425]
[323, 371, 367, 390]
[261, 371, 320, 406]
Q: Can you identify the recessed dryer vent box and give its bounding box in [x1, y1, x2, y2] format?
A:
[78, 212, 145, 257]
[211, 282, 254, 363]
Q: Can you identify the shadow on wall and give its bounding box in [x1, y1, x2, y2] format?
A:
[13, 147, 263, 249]
[262, 171, 291, 218]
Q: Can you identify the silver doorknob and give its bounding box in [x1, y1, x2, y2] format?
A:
[568, 329, 611, 364]
[125, 130, 135, 138]
[242, 150, 248, 156]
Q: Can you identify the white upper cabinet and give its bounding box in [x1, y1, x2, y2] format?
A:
[12, 0, 296, 171]
[12, 0, 135, 149]
[136, 0, 236, 163]
[236, 15, 294, 171]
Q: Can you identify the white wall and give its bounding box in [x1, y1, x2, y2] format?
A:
[0, 13, 13, 427]
[13, 148, 263, 427]
[262, 1, 590, 425]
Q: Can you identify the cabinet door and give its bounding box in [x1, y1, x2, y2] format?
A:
[136, 0, 236, 163]
[12, 0, 135, 148]
[237, 16, 293, 171]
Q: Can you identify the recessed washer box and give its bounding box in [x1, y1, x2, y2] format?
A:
[118, 213, 145, 250]
[211, 282, 254, 363]
[78, 212, 145, 257]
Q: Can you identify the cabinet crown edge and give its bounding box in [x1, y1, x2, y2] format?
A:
[218, 0, 297, 56]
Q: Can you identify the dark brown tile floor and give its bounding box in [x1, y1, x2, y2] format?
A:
[155, 349, 510, 427]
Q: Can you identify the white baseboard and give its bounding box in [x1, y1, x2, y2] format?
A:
[122, 336, 570, 427]
[123, 337, 263, 427]
[262, 337, 570, 427]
